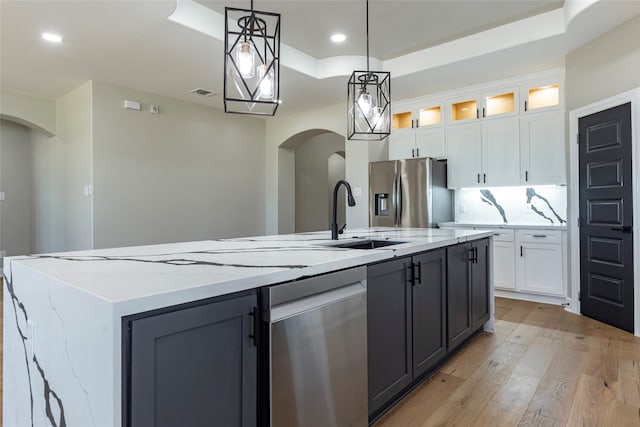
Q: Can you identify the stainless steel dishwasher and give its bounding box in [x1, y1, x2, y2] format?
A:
[264, 266, 368, 427]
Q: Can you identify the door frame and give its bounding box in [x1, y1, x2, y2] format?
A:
[568, 88, 640, 337]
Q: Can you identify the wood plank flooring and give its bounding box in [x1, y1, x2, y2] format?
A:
[374, 297, 640, 427]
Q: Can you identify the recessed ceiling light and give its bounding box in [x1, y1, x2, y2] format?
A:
[331, 33, 346, 43]
[42, 32, 63, 43]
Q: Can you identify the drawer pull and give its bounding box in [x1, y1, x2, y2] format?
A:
[532, 234, 547, 238]
[493, 233, 500, 236]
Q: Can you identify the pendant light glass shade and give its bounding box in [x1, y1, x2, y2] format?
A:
[347, 0, 391, 140]
[348, 71, 391, 140]
[224, 3, 280, 116]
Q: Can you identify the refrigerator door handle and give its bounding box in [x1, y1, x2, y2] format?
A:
[392, 174, 399, 226]
[397, 176, 403, 225]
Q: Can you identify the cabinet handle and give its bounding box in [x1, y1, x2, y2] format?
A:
[408, 263, 416, 286]
[412, 148, 415, 157]
[524, 100, 528, 112]
[249, 307, 258, 346]
[477, 173, 480, 183]
[525, 170, 529, 182]
[416, 148, 419, 157]
[483, 173, 486, 183]
[468, 247, 477, 263]
[482, 107, 486, 118]
[476, 109, 480, 119]
[532, 234, 547, 238]
[520, 246, 523, 257]
[414, 261, 422, 285]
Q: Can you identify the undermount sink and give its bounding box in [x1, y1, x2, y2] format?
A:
[327, 239, 407, 249]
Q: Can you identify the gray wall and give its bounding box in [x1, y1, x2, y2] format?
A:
[294, 132, 345, 233]
[30, 127, 66, 254]
[55, 81, 94, 251]
[327, 153, 346, 230]
[566, 15, 640, 111]
[0, 120, 32, 257]
[91, 81, 266, 248]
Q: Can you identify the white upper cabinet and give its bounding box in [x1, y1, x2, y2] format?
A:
[446, 117, 519, 188]
[482, 117, 520, 186]
[447, 87, 518, 125]
[448, 95, 480, 124]
[389, 69, 566, 187]
[521, 78, 564, 113]
[482, 88, 519, 119]
[520, 110, 566, 185]
[446, 123, 482, 188]
[389, 101, 446, 160]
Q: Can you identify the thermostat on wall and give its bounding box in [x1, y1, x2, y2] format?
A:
[123, 100, 141, 111]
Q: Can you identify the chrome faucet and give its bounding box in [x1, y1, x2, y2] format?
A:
[331, 180, 356, 240]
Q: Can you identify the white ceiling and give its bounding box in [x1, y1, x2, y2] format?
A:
[1, 0, 640, 117]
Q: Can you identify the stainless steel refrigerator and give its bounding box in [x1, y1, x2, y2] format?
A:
[369, 158, 453, 227]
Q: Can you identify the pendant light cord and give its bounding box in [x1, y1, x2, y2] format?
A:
[366, 0, 370, 73]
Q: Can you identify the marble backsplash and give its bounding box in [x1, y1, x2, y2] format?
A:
[454, 186, 567, 225]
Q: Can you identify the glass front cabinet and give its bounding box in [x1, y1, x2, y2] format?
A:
[447, 87, 519, 124]
[389, 101, 446, 160]
[520, 78, 564, 113]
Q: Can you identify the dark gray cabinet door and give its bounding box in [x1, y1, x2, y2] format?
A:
[412, 248, 447, 378]
[367, 256, 413, 416]
[447, 243, 472, 350]
[471, 238, 490, 331]
[127, 293, 257, 427]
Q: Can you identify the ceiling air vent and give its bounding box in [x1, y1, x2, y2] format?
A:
[189, 88, 217, 97]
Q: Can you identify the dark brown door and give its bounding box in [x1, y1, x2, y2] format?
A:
[579, 102, 634, 333]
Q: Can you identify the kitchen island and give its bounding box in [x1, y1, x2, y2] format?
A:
[3, 227, 493, 427]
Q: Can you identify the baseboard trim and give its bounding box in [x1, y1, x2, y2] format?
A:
[495, 289, 566, 306]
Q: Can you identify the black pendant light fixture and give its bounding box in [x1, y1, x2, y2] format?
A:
[347, 0, 391, 140]
[224, 0, 280, 116]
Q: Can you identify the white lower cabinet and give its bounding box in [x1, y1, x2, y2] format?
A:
[494, 241, 516, 291]
[439, 225, 566, 301]
[515, 229, 564, 296]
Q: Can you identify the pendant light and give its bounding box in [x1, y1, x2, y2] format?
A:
[224, 0, 280, 116]
[347, 0, 391, 140]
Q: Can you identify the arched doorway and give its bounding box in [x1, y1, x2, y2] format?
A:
[278, 129, 346, 233]
[0, 118, 65, 268]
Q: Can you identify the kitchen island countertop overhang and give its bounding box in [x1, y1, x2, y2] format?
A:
[4, 227, 493, 315]
[3, 227, 494, 427]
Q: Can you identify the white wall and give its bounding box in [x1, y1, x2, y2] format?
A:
[0, 120, 32, 257]
[294, 132, 345, 232]
[90, 81, 266, 248]
[55, 81, 94, 251]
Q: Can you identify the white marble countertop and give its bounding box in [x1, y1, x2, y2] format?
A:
[439, 221, 567, 231]
[5, 227, 492, 314]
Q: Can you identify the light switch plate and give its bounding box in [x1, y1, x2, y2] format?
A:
[0, 192, 5, 201]
[353, 187, 362, 197]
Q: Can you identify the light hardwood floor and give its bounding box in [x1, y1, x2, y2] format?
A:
[374, 297, 640, 427]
